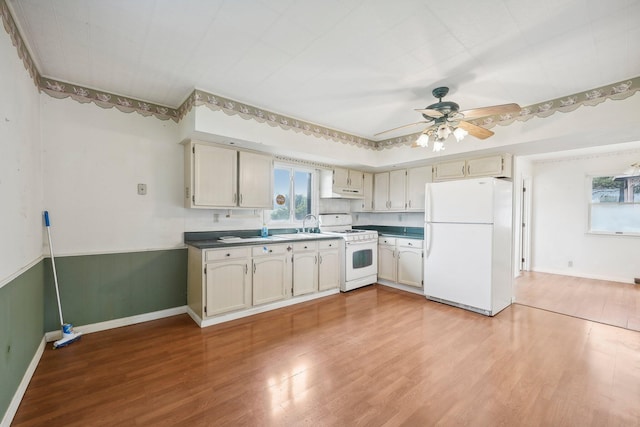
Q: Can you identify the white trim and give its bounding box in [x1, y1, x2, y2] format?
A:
[531, 268, 635, 285]
[44, 306, 188, 342]
[0, 256, 43, 290]
[40, 245, 187, 259]
[190, 289, 340, 328]
[377, 280, 425, 296]
[1, 337, 46, 427]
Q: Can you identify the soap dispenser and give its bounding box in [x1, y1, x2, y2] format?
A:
[261, 223, 268, 238]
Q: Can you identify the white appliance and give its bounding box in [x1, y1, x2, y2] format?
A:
[424, 177, 513, 316]
[319, 214, 378, 292]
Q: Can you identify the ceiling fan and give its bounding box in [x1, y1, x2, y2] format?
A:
[375, 87, 521, 151]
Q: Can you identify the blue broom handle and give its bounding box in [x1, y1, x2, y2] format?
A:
[44, 210, 50, 227]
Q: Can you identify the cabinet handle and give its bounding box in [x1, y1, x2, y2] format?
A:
[462, 165, 465, 175]
[467, 165, 471, 175]
[226, 253, 231, 257]
[408, 200, 411, 208]
[253, 263, 256, 274]
[233, 193, 237, 203]
[319, 255, 323, 264]
[245, 264, 248, 274]
[239, 194, 243, 204]
[315, 255, 318, 264]
[268, 249, 273, 253]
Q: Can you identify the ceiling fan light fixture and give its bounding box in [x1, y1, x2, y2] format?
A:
[436, 123, 451, 140]
[433, 140, 445, 152]
[453, 126, 468, 142]
[415, 133, 430, 148]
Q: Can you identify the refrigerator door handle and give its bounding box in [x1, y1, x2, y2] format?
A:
[425, 223, 432, 258]
[425, 184, 432, 223]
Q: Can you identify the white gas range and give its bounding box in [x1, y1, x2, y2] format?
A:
[319, 214, 378, 292]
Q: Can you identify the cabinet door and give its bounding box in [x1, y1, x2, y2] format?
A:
[348, 170, 364, 191]
[352, 172, 373, 212]
[205, 260, 250, 316]
[253, 255, 289, 305]
[466, 155, 505, 178]
[397, 248, 423, 288]
[332, 167, 350, 189]
[388, 169, 407, 210]
[374, 172, 390, 211]
[318, 249, 340, 291]
[293, 252, 318, 296]
[238, 151, 273, 208]
[433, 160, 466, 181]
[193, 144, 237, 207]
[406, 166, 432, 211]
[378, 244, 397, 281]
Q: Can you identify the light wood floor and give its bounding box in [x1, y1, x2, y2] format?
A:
[515, 271, 640, 332]
[13, 285, 640, 426]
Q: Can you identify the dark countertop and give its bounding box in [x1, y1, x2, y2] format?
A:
[185, 229, 341, 250]
[353, 225, 423, 239]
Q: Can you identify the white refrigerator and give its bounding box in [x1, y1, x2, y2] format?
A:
[424, 177, 513, 316]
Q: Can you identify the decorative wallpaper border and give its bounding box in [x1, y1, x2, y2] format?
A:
[1, 0, 38, 87]
[2, 0, 638, 150]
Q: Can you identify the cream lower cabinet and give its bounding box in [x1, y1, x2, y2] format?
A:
[378, 237, 423, 288]
[396, 238, 423, 288]
[252, 244, 292, 305]
[293, 241, 318, 296]
[318, 240, 341, 291]
[187, 246, 252, 319]
[378, 237, 397, 281]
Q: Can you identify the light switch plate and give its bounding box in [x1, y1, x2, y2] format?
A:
[137, 183, 147, 195]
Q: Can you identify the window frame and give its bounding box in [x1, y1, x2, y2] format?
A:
[267, 163, 318, 228]
[586, 174, 640, 237]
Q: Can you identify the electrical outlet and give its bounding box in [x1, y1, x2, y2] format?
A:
[137, 183, 147, 195]
[213, 213, 219, 222]
[568, 261, 573, 267]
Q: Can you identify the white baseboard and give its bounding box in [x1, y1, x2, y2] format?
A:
[377, 280, 425, 296]
[191, 289, 340, 328]
[1, 337, 46, 427]
[44, 305, 188, 342]
[531, 268, 634, 285]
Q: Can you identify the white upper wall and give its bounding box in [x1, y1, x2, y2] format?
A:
[530, 149, 640, 283]
[0, 27, 42, 286]
[41, 97, 185, 256]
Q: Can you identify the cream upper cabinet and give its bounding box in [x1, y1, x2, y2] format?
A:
[183, 140, 273, 209]
[292, 241, 318, 296]
[433, 160, 466, 181]
[318, 240, 340, 291]
[374, 170, 406, 211]
[406, 166, 432, 211]
[238, 151, 273, 208]
[352, 172, 373, 212]
[433, 154, 512, 182]
[188, 142, 238, 207]
[322, 167, 364, 198]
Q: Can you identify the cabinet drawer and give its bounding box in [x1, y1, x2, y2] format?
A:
[397, 238, 423, 248]
[205, 247, 249, 262]
[251, 244, 290, 257]
[318, 239, 341, 250]
[293, 241, 318, 252]
[378, 237, 396, 245]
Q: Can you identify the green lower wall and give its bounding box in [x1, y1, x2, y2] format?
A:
[1, 248, 187, 422]
[0, 261, 45, 423]
[43, 248, 188, 331]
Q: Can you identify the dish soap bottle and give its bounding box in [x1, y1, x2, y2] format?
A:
[261, 223, 268, 238]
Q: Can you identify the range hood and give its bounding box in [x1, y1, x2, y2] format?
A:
[319, 169, 364, 199]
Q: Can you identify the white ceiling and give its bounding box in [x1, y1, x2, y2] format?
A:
[7, 0, 640, 142]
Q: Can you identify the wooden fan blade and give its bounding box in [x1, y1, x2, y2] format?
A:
[457, 120, 494, 140]
[414, 108, 444, 118]
[374, 121, 430, 137]
[459, 103, 521, 120]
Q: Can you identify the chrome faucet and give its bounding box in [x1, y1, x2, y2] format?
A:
[302, 214, 318, 233]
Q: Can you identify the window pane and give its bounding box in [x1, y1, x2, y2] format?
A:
[271, 168, 290, 221]
[589, 175, 640, 234]
[294, 170, 312, 220]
